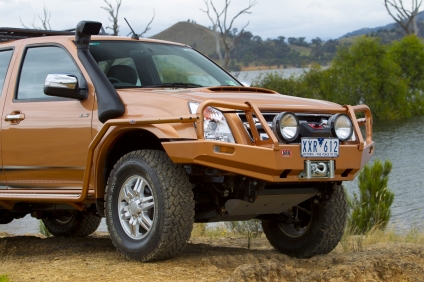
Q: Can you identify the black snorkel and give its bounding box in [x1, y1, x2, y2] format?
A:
[75, 21, 125, 123]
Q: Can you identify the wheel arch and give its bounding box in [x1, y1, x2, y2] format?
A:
[94, 127, 168, 202]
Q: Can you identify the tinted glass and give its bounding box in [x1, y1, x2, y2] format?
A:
[17, 46, 83, 100]
[0, 49, 13, 95]
[90, 41, 240, 88]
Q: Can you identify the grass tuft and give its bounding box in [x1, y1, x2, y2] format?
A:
[0, 274, 9, 282]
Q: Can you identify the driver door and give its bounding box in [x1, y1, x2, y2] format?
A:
[1, 44, 94, 190]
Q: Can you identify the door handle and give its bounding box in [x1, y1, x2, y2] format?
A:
[5, 111, 25, 125]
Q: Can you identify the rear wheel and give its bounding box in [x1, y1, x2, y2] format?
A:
[262, 184, 347, 258]
[105, 150, 194, 262]
[42, 212, 101, 237]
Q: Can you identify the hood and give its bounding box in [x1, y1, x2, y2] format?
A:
[116, 86, 342, 117]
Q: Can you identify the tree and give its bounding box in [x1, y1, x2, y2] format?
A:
[201, 0, 257, 69]
[101, 0, 155, 38]
[101, 0, 121, 36]
[20, 5, 51, 30]
[384, 0, 423, 35]
[128, 11, 155, 38]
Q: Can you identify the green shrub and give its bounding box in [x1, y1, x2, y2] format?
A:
[253, 36, 424, 121]
[348, 159, 394, 234]
[38, 220, 51, 237]
[0, 274, 9, 282]
[388, 35, 424, 116]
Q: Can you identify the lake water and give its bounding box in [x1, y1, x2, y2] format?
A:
[232, 68, 307, 85]
[1, 69, 423, 235]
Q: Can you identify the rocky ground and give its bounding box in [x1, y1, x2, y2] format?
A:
[1, 232, 424, 282]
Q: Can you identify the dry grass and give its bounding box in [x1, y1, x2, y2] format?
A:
[340, 225, 424, 253]
[192, 223, 424, 255]
[191, 223, 230, 239]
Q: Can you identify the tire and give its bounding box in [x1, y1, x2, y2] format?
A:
[105, 150, 194, 262]
[262, 184, 347, 258]
[42, 212, 101, 237]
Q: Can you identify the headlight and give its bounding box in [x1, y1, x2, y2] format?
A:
[329, 114, 353, 141]
[272, 112, 300, 142]
[189, 102, 235, 143]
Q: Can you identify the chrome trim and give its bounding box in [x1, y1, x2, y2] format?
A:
[45, 74, 78, 89]
[3, 166, 85, 171]
[0, 193, 80, 197]
[4, 114, 24, 121]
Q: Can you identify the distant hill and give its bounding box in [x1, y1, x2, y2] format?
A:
[151, 21, 224, 56]
[151, 21, 310, 57]
[340, 10, 424, 38]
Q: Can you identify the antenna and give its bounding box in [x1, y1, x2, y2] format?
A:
[124, 18, 139, 40]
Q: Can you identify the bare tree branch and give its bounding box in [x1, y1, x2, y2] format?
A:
[201, 0, 257, 69]
[384, 0, 423, 35]
[101, 0, 122, 36]
[201, 0, 225, 65]
[20, 5, 51, 30]
[138, 10, 155, 37]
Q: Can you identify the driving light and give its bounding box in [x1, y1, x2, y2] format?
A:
[329, 114, 353, 141]
[272, 112, 300, 142]
[189, 102, 235, 143]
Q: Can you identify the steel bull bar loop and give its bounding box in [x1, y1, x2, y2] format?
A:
[195, 100, 372, 150]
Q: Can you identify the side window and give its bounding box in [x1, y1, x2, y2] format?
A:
[0, 49, 13, 95]
[17, 46, 83, 100]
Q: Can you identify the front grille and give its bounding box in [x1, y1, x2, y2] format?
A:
[237, 112, 333, 143]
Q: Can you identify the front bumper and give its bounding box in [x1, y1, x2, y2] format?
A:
[163, 99, 374, 183]
[163, 140, 374, 182]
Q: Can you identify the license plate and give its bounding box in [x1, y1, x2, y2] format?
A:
[301, 138, 339, 158]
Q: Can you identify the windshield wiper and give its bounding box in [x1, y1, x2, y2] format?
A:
[143, 82, 204, 88]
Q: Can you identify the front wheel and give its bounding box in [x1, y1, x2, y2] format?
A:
[262, 184, 347, 258]
[42, 212, 101, 237]
[105, 150, 194, 262]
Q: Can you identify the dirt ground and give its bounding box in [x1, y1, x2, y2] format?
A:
[1, 232, 424, 282]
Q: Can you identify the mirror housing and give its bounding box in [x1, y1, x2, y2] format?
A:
[44, 74, 87, 100]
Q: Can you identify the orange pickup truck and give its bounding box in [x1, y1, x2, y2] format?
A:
[0, 21, 374, 261]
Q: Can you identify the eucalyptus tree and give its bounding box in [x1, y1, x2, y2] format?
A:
[201, 0, 257, 69]
[384, 0, 423, 35]
[20, 5, 51, 30]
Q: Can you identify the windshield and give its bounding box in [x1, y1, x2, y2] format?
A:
[89, 41, 240, 89]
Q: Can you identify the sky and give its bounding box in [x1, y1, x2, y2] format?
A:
[0, 0, 396, 41]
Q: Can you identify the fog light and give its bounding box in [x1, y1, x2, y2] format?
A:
[272, 112, 300, 142]
[329, 114, 353, 141]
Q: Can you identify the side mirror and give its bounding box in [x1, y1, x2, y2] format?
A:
[44, 74, 87, 100]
